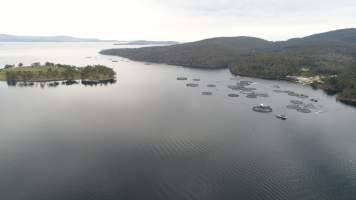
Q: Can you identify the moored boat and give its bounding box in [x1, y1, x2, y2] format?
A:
[276, 114, 288, 120]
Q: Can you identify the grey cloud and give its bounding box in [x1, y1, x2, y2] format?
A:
[151, 0, 356, 14]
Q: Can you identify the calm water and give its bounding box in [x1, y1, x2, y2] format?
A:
[0, 43, 356, 200]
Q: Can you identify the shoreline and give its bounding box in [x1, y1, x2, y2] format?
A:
[0, 63, 117, 86]
[232, 72, 356, 107]
[336, 97, 356, 106]
[2, 79, 117, 87]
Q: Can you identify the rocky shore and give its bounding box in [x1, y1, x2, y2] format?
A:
[336, 97, 356, 106]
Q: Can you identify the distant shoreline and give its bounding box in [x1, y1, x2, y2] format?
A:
[0, 34, 116, 43]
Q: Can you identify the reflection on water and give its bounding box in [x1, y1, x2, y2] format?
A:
[6, 79, 117, 88]
[0, 43, 356, 200]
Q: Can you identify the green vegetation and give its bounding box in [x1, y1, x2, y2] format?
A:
[321, 69, 356, 101]
[101, 37, 272, 69]
[100, 28, 356, 104]
[80, 65, 116, 81]
[229, 53, 302, 79]
[0, 62, 116, 83]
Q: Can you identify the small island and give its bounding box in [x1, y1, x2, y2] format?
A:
[0, 62, 116, 86]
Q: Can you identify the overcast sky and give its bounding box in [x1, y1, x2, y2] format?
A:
[1, 0, 356, 42]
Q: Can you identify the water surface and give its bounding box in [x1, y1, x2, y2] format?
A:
[0, 43, 356, 200]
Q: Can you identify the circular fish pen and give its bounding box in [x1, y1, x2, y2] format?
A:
[287, 91, 299, 97]
[297, 94, 309, 99]
[228, 85, 239, 90]
[177, 77, 188, 81]
[255, 93, 269, 98]
[273, 89, 288, 93]
[240, 87, 257, 92]
[297, 107, 312, 113]
[252, 104, 273, 113]
[238, 80, 253, 86]
[286, 104, 300, 110]
[290, 100, 304, 105]
[304, 103, 318, 110]
[186, 83, 199, 87]
[201, 92, 213, 96]
[228, 94, 239, 97]
[246, 93, 258, 98]
[286, 104, 313, 113]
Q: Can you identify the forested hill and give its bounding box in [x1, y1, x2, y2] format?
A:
[280, 28, 356, 46]
[100, 28, 356, 70]
[101, 37, 273, 69]
[230, 29, 356, 78]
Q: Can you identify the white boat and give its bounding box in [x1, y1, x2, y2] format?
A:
[276, 114, 288, 120]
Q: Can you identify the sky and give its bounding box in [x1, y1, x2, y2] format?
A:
[1, 0, 356, 42]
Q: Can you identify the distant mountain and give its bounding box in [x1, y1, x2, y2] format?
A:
[281, 28, 356, 46]
[114, 40, 179, 46]
[229, 29, 356, 77]
[0, 34, 116, 42]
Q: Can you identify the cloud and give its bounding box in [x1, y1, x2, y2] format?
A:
[144, 0, 356, 41]
[152, 0, 356, 13]
[1, 0, 356, 41]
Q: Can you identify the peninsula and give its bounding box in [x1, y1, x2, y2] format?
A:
[100, 28, 356, 106]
